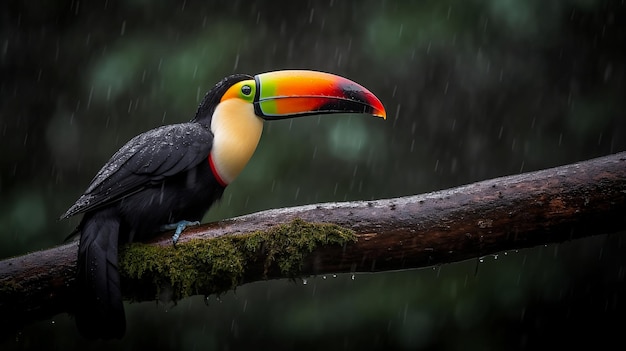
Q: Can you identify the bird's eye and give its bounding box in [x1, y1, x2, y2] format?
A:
[241, 85, 252, 96]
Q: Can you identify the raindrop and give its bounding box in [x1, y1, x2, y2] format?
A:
[233, 54, 240, 71]
[332, 274, 337, 278]
[553, 245, 559, 258]
[351, 274, 355, 280]
[303, 278, 308, 285]
[479, 257, 484, 263]
[322, 275, 327, 279]
[86, 86, 94, 109]
[393, 104, 401, 127]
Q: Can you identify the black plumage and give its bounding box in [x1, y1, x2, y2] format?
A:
[62, 74, 252, 339]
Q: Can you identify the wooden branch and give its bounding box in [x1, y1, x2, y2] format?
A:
[1, 152, 625, 334]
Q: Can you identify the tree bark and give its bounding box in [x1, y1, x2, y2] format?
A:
[1, 151, 625, 333]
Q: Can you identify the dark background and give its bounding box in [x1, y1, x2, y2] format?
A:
[1, 0, 625, 350]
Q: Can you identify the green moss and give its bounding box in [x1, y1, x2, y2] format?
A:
[119, 219, 356, 300]
[0, 279, 22, 295]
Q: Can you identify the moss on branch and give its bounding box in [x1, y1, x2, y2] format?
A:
[118, 219, 356, 300]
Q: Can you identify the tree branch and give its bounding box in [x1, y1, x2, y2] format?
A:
[1, 152, 625, 333]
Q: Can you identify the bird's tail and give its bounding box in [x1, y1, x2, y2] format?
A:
[75, 210, 126, 339]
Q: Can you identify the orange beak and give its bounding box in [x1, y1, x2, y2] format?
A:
[252, 70, 386, 120]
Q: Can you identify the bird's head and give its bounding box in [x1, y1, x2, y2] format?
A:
[194, 70, 386, 185]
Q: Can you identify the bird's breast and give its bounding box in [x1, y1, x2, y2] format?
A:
[209, 99, 264, 184]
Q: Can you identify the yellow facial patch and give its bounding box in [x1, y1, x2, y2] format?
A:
[220, 79, 256, 103]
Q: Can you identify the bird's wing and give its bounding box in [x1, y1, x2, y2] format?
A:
[61, 123, 213, 219]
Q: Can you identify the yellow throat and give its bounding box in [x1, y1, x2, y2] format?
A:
[209, 99, 264, 185]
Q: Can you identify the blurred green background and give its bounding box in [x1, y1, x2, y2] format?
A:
[1, 0, 625, 350]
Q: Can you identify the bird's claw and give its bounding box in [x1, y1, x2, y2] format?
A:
[161, 220, 200, 246]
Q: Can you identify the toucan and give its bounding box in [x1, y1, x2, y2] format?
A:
[61, 70, 386, 339]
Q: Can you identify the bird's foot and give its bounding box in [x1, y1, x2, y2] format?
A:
[161, 220, 201, 245]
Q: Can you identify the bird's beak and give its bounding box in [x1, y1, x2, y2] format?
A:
[253, 70, 387, 120]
